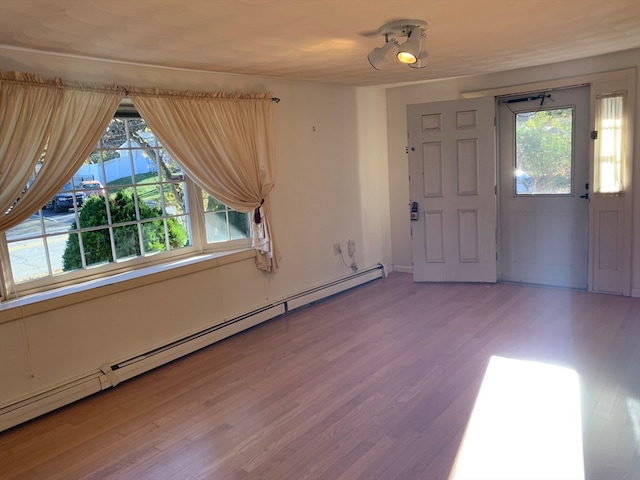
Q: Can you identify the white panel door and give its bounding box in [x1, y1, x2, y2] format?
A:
[408, 97, 497, 283]
[498, 86, 590, 289]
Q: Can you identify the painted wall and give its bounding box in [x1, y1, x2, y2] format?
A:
[386, 49, 640, 296]
[0, 49, 392, 405]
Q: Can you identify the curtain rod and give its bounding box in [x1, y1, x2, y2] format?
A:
[2, 71, 282, 103]
[121, 88, 280, 103]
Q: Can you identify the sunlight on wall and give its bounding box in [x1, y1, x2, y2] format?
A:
[449, 356, 584, 480]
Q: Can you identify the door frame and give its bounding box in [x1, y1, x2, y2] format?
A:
[461, 68, 636, 295]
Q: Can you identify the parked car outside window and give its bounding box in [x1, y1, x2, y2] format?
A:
[45, 182, 85, 212]
[81, 180, 105, 197]
[516, 171, 535, 194]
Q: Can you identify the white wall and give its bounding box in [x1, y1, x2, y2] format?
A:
[386, 49, 640, 296]
[0, 49, 391, 406]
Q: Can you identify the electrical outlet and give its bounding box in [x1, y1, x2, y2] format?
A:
[333, 243, 342, 256]
[347, 239, 356, 257]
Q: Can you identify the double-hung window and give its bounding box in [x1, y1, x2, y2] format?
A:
[2, 109, 250, 298]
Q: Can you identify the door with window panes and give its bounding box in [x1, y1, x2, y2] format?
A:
[498, 86, 590, 289]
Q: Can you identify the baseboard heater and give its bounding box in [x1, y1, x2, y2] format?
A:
[0, 264, 384, 432]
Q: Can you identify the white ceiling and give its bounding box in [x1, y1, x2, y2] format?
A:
[0, 0, 638, 87]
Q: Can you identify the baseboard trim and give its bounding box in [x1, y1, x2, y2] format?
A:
[391, 265, 413, 274]
[0, 264, 384, 431]
[0, 373, 108, 432]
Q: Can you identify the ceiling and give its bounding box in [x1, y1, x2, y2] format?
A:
[0, 0, 638, 87]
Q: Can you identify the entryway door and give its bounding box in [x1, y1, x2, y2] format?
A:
[408, 97, 497, 283]
[498, 86, 590, 289]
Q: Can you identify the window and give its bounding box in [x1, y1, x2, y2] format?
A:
[514, 107, 574, 195]
[203, 194, 250, 243]
[594, 93, 625, 194]
[2, 113, 250, 294]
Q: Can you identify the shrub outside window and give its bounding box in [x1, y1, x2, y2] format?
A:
[2, 115, 250, 294]
[515, 107, 574, 195]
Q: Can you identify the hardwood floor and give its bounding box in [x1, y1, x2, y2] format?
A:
[1, 273, 639, 479]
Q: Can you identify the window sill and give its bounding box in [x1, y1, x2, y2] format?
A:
[0, 248, 256, 324]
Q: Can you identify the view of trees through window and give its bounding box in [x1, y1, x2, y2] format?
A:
[5, 116, 249, 287]
[515, 107, 573, 195]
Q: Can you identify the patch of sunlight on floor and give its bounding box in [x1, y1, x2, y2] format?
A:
[627, 397, 640, 455]
[449, 356, 584, 480]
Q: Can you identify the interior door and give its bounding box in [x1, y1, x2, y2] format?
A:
[498, 86, 590, 289]
[408, 97, 497, 283]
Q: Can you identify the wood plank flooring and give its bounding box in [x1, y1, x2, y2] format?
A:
[1, 273, 639, 479]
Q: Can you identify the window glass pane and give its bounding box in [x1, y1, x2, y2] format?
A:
[77, 196, 107, 229]
[7, 214, 73, 283]
[158, 150, 183, 182]
[8, 237, 50, 283]
[6, 212, 44, 241]
[515, 108, 573, 195]
[132, 148, 159, 178]
[7, 230, 50, 284]
[595, 95, 624, 193]
[162, 182, 187, 215]
[169, 216, 190, 250]
[229, 210, 250, 239]
[202, 193, 249, 244]
[112, 225, 139, 261]
[141, 220, 168, 255]
[50, 234, 72, 275]
[62, 232, 90, 271]
[74, 229, 112, 267]
[204, 195, 226, 212]
[136, 186, 161, 216]
[129, 118, 158, 148]
[103, 148, 133, 185]
[205, 211, 230, 243]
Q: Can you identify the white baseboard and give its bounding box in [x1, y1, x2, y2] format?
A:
[632, 288, 640, 298]
[286, 266, 384, 311]
[0, 373, 108, 432]
[0, 265, 384, 431]
[110, 304, 285, 384]
[391, 265, 413, 274]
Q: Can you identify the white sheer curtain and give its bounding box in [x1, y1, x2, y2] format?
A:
[0, 71, 124, 231]
[130, 89, 279, 272]
[594, 94, 625, 194]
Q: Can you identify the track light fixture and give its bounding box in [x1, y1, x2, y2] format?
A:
[368, 38, 400, 70]
[366, 19, 429, 70]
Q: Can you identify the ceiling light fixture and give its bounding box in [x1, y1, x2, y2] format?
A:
[367, 38, 400, 70]
[366, 19, 429, 70]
